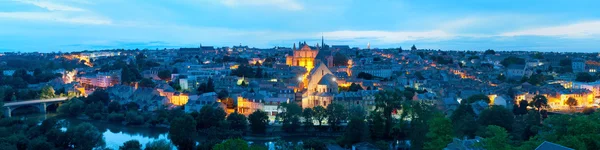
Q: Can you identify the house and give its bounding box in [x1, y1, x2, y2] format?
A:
[535, 141, 573, 150]
[492, 95, 511, 107]
[444, 137, 484, 150]
[572, 58, 586, 73]
[470, 100, 489, 116]
[506, 65, 526, 79]
[237, 92, 266, 115]
[185, 92, 218, 113]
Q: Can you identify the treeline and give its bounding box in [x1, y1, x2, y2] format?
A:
[0, 68, 65, 101]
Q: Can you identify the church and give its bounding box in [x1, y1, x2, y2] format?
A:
[286, 38, 338, 108]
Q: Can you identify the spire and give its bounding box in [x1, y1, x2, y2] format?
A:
[321, 34, 324, 47]
[293, 43, 296, 50]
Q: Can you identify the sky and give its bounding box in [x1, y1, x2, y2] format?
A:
[1, 0, 600, 52]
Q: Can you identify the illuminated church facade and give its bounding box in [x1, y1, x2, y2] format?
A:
[286, 42, 319, 72]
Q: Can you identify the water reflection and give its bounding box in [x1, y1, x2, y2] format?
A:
[14, 113, 335, 150]
[15, 113, 173, 149]
[64, 117, 172, 149]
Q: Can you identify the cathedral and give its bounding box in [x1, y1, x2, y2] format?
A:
[286, 37, 338, 108]
[303, 62, 338, 108]
[286, 42, 318, 72]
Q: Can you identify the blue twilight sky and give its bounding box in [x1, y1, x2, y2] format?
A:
[1, 0, 600, 52]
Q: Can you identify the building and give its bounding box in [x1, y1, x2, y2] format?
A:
[77, 70, 121, 89]
[572, 58, 586, 73]
[572, 81, 600, 98]
[286, 42, 319, 72]
[535, 141, 573, 150]
[506, 65, 526, 79]
[333, 90, 378, 110]
[236, 92, 265, 115]
[302, 62, 338, 108]
[185, 92, 218, 113]
[350, 65, 393, 78]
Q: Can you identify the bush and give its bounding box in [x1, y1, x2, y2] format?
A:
[92, 113, 103, 120]
[582, 107, 596, 115]
[108, 113, 125, 122]
[126, 111, 145, 125]
[303, 138, 327, 150]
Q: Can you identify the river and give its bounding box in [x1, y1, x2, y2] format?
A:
[14, 113, 327, 149]
[16, 113, 172, 149]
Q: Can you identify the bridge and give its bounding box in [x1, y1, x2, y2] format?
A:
[3, 97, 69, 117]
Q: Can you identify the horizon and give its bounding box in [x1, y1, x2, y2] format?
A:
[1, 0, 600, 52]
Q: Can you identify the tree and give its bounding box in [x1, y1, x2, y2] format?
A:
[481, 125, 512, 150]
[408, 102, 438, 149]
[227, 112, 248, 132]
[500, 56, 525, 67]
[356, 72, 374, 80]
[58, 98, 84, 117]
[255, 66, 263, 78]
[424, 116, 454, 150]
[515, 100, 529, 115]
[248, 110, 268, 134]
[138, 78, 156, 88]
[144, 140, 171, 150]
[333, 52, 349, 66]
[532, 95, 548, 112]
[303, 138, 327, 150]
[565, 97, 578, 110]
[302, 108, 314, 130]
[212, 139, 250, 150]
[326, 103, 347, 131]
[484, 49, 495, 55]
[157, 70, 171, 81]
[217, 89, 229, 100]
[411, 44, 417, 50]
[340, 115, 370, 146]
[348, 83, 363, 91]
[207, 77, 215, 92]
[313, 106, 327, 127]
[466, 94, 491, 104]
[414, 71, 425, 80]
[197, 105, 226, 129]
[67, 122, 105, 150]
[279, 102, 302, 133]
[120, 140, 142, 150]
[374, 90, 404, 137]
[169, 115, 197, 150]
[575, 72, 596, 82]
[497, 74, 506, 81]
[478, 106, 515, 132]
[40, 85, 56, 99]
[450, 103, 478, 138]
[28, 137, 54, 150]
[108, 101, 121, 113]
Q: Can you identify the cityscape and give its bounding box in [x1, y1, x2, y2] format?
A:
[1, 0, 600, 150]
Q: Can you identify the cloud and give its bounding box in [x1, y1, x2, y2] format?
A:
[3, 0, 110, 25]
[500, 21, 600, 38]
[0, 12, 111, 25]
[322, 30, 454, 44]
[13, 0, 86, 11]
[220, 0, 303, 11]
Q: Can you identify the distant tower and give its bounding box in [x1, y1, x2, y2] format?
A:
[367, 42, 371, 49]
[321, 35, 325, 47]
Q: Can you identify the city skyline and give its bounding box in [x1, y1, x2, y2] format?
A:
[1, 0, 600, 52]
